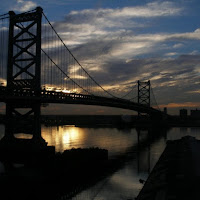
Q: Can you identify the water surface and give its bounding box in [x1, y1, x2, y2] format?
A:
[41, 126, 199, 200]
[1, 124, 199, 199]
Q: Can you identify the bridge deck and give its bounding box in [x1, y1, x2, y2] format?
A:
[0, 86, 161, 114]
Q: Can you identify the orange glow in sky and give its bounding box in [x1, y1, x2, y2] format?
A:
[159, 102, 200, 108]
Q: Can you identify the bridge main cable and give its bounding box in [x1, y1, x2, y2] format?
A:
[120, 82, 137, 99]
[150, 84, 160, 111]
[41, 48, 94, 95]
[42, 12, 117, 99]
[0, 13, 9, 20]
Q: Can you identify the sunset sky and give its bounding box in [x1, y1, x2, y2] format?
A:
[1, 0, 200, 115]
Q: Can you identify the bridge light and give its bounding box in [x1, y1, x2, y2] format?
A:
[62, 89, 71, 93]
[55, 88, 62, 92]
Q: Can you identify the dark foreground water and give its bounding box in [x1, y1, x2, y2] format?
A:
[0, 125, 200, 199]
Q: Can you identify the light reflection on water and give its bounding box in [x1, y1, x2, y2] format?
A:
[41, 126, 138, 158]
[40, 125, 167, 199]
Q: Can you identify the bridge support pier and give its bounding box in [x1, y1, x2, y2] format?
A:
[4, 102, 43, 141]
[0, 102, 51, 164]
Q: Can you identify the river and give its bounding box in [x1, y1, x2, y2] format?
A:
[0, 125, 200, 199]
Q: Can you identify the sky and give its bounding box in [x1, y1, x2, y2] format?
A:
[1, 0, 200, 115]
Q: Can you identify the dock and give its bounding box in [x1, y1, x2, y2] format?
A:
[136, 136, 200, 200]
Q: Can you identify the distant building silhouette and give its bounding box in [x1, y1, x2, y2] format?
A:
[180, 109, 187, 118]
[164, 107, 167, 115]
[190, 108, 200, 118]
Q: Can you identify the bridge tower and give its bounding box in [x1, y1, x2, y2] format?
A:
[4, 7, 44, 144]
[137, 80, 150, 118]
[7, 7, 42, 94]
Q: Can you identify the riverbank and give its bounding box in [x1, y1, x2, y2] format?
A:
[136, 136, 200, 200]
[0, 139, 127, 200]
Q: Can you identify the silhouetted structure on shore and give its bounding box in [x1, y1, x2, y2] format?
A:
[137, 136, 200, 200]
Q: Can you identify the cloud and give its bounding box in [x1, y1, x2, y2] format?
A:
[165, 52, 178, 57]
[69, 1, 182, 19]
[90, 55, 200, 106]
[187, 90, 200, 94]
[38, 1, 200, 114]
[173, 43, 184, 48]
[40, 0, 91, 6]
[41, 24, 200, 103]
[50, 3, 200, 64]
[169, 28, 200, 40]
[12, 0, 37, 12]
[51, 1, 183, 50]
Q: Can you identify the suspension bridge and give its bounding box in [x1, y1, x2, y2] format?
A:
[0, 8, 167, 200]
[0, 7, 162, 118]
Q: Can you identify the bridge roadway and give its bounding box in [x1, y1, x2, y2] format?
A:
[0, 86, 161, 115]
